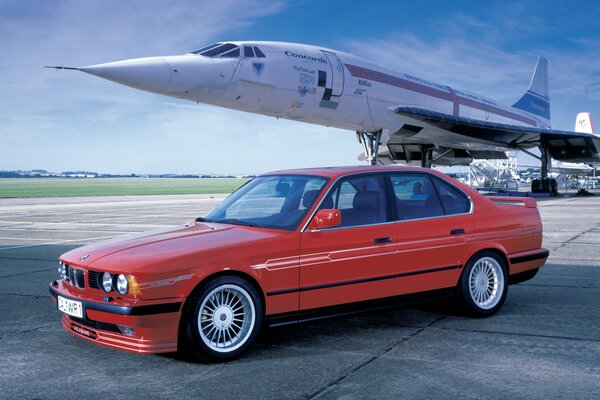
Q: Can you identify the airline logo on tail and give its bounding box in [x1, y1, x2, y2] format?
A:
[575, 112, 595, 134]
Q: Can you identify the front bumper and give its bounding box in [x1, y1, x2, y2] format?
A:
[49, 280, 183, 354]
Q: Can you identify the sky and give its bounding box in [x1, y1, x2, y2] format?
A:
[0, 0, 598, 175]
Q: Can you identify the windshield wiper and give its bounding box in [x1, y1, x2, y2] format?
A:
[195, 217, 213, 222]
[214, 219, 261, 228]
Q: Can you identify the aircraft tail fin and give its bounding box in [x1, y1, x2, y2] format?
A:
[512, 56, 551, 125]
[575, 112, 595, 134]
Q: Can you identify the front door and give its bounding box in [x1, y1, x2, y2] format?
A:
[321, 50, 344, 97]
[299, 173, 397, 310]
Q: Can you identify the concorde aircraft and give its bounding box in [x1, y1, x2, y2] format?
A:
[47, 41, 600, 193]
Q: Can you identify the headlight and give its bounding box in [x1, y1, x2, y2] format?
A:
[101, 272, 113, 293]
[115, 274, 128, 295]
[57, 262, 66, 279]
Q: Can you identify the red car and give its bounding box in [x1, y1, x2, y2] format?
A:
[50, 166, 548, 361]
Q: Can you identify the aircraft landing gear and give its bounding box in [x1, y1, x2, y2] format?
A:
[421, 145, 434, 168]
[530, 145, 558, 196]
[357, 130, 382, 166]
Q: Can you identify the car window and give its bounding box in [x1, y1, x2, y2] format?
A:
[319, 174, 388, 228]
[389, 173, 444, 220]
[203, 175, 327, 230]
[299, 179, 327, 211]
[431, 177, 471, 215]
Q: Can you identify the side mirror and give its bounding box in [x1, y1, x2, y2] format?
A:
[306, 209, 341, 231]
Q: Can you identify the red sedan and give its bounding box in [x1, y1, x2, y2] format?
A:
[50, 166, 548, 361]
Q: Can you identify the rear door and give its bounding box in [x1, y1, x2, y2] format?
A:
[388, 172, 474, 294]
[299, 173, 398, 310]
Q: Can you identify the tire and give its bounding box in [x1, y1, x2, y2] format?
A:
[458, 251, 508, 317]
[509, 268, 539, 285]
[181, 275, 263, 362]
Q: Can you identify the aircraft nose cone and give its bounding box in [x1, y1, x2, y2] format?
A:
[80, 57, 171, 93]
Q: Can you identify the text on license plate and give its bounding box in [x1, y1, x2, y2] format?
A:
[57, 295, 83, 318]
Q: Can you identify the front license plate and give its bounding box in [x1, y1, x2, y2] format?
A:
[57, 295, 83, 318]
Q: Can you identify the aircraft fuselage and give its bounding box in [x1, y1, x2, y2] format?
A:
[78, 41, 548, 153]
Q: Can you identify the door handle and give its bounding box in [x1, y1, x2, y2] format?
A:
[374, 237, 392, 244]
[450, 229, 465, 235]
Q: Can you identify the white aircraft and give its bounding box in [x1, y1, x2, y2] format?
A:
[47, 41, 600, 193]
[552, 112, 597, 175]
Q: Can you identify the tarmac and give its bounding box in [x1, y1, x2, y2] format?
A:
[0, 193, 598, 399]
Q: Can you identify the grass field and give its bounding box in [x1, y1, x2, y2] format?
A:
[0, 178, 248, 198]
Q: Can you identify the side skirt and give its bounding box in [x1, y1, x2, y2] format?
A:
[265, 287, 455, 327]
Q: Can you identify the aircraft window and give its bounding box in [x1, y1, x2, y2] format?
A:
[199, 43, 238, 57]
[191, 43, 222, 54]
[254, 47, 266, 57]
[220, 48, 240, 58]
[244, 46, 255, 57]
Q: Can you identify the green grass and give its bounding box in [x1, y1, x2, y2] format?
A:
[0, 178, 248, 198]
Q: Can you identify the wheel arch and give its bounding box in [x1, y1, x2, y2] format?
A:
[465, 244, 510, 273]
[180, 269, 266, 319]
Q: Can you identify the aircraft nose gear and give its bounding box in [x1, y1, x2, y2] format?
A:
[357, 130, 382, 166]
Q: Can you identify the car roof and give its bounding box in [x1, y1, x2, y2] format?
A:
[263, 165, 437, 179]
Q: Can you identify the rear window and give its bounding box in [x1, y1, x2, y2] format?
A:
[389, 173, 470, 220]
[431, 177, 471, 214]
[390, 173, 444, 220]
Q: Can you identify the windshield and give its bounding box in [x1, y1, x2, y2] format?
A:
[201, 175, 328, 230]
[191, 43, 240, 58]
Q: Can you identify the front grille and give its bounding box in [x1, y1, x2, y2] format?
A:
[75, 268, 85, 288]
[65, 265, 86, 289]
[67, 266, 76, 286]
[88, 270, 101, 290]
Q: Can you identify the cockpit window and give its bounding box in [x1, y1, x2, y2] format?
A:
[254, 47, 266, 58]
[220, 47, 240, 57]
[191, 43, 221, 55]
[244, 46, 255, 57]
[192, 43, 239, 57]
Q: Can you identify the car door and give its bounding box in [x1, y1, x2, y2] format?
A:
[299, 173, 399, 310]
[388, 172, 474, 295]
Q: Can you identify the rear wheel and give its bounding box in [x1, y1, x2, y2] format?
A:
[458, 251, 507, 317]
[181, 275, 263, 362]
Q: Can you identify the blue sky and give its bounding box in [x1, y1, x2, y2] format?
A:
[0, 0, 598, 175]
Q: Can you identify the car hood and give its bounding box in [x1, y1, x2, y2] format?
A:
[59, 222, 289, 273]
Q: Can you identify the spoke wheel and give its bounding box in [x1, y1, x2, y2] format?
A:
[198, 284, 255, 353]
[182, 276, 263, 362]
[468, 257, 504, 310]
[458, 251, 507, 317]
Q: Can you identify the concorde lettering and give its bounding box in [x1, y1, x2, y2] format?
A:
[47, 41, 600, 192]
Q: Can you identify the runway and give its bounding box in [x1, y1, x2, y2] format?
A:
[0, 194, 598, 399]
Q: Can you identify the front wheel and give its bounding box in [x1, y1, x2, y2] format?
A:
[181, 275, 263, 362]
[458, 251, 508, 317]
